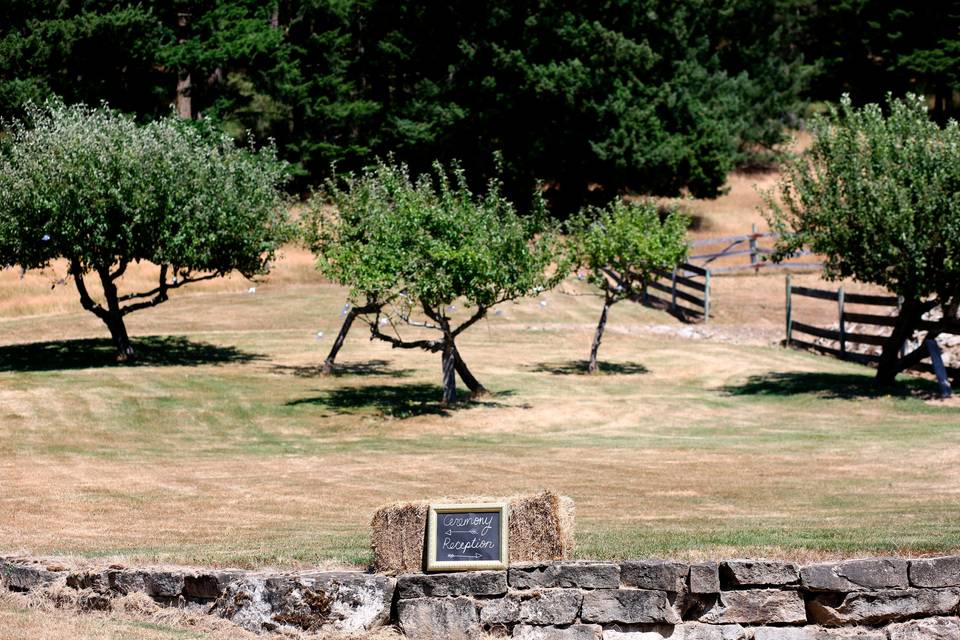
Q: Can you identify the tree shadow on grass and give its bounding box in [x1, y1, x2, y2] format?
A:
[723, 371, 939, 400]
[530, 360, 649, 376]
[269, 359, 413, 379]
[286, 383, 515, 419]
[0, 336, 262, 372]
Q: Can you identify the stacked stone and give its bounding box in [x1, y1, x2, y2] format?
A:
[395, 557, 960, 639]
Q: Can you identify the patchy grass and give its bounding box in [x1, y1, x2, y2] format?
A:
[0, 260, 958, 570]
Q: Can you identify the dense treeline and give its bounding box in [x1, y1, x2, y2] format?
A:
[1, 1, 958, 213]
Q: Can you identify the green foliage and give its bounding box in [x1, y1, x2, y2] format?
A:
[766, 95, 960, 304]
[0, 100, 291, 355]
[308, 160, 561, 312]
[569, 200, 688, 302]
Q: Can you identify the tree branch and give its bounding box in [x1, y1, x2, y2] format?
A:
[70, 260, 108, 321]
[110, 259, 129, 281]
[117, 270, 221, 303]
[451, 306, 487, 339]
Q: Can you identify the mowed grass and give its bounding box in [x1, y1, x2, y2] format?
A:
[1, 250, 959, 570]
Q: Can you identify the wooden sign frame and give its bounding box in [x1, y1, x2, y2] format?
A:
[426, 502, 509, 572]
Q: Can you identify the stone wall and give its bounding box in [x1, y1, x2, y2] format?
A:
[3, 556, 960, 638]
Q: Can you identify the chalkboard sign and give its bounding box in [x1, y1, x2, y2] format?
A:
[426, 503, 509, 572]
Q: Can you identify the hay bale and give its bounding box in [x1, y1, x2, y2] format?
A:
[371, 491, 575, 574]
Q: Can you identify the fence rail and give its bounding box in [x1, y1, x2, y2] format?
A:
[688, 225, 820, 273]
[637, 262, 711, 322]
[784, 276, 959, 390]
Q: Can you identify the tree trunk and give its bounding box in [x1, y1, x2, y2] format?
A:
[588, 294, 614, 374]
[453, 345, 488, 398]
[97, 268, 136, 361]
[323, 308, 359, 374]
[441, 337, 457, 405]
[175, 12, 192, 119]
[876, 298, 923, 386]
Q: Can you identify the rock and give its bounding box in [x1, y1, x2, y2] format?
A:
[885, 616, 960, 639]
[146, 571, 184, 598]
[66, 570, 110, 593]
[800, 558, 908, 592]
[510, 563, 620, 590]
[519, 589, 583, 625]
[603, 623, 746, 639]
[183, 571, 242, 600]
[0, 561, 61, 591]
[108, 570, 148, 595]
[699, 589, 806, 625]
[581, 589, 680, 624]
[398, 571, 507, 598]
[212, 573, 395, 633]
[807, 588, 960, 625]
[751, 627, 885, 639]
[481, 594, 522, 626]
[512, 624, 602, 639]
[909, 556, 960, 588]
[306, 572, 396, 631]
[689, 562, 720, 594]
[398, 596, 480, 640]
[720, 560, 799, 587]
[621, 561, 687, 592]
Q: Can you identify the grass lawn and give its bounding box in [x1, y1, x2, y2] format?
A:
[1, 249, 959, 570]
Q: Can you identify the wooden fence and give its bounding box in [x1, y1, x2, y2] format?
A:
[784, 276, 959, 384]
[644, 262, 711, 322]
[688, 225, 819, 273]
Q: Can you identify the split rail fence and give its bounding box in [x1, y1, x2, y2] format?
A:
[785, 276, 960, 388]
[688, 225, 819, 274]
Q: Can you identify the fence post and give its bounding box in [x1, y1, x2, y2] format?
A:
[671, 267, 677, 312]
[838, 286, 846, 356]
[703, 269, 711, 323]
[749, 223, 758, 266]
[785, 274, 792, 346]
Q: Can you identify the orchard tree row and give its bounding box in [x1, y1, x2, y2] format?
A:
[5, 1, 957, 214]
[1, 98, 958, 393]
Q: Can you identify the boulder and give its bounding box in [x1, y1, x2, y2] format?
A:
[581, 589, 680, 625]
[800, 558, 908, 592]
[519, 589, 583, 625]
[807, 588, 960, 626]
[909, 556, 960, 588]
[699, 589, 806, 625]
[621, 561, 687, 592]
[720, 560, 799, 587]
[510, 562, 619, 590]
[145, 571, 184, 598]
[398, 596, 480, 640]
[397, 571, 507, 599]
[182, 571, 243, 600]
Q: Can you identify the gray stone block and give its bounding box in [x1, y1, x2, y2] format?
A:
[800, 558, 908, 592]
[183, 571, 243, 600]
[807, 588, 960, 626]
[603, 622, 746, 639]
[581, 589, 680, 625]
[720, 560, 799, 587]
[480, 594, 522, 626]
[509, 563, 620, 590]
[513, 624, 602, 639]
[699, 589, 806, 625]
[398, 571, 507, 598]
[885, 616, 960, 639]
[146, 571, 185, 597]
[398, 596, 480, 640]
[690, 562, 721, 594]
[909, 556, 960, 588]
[621, 561, 687, 592]
[66, 570, 110, 593]
[108, 569, 148, 595]
[752, 626, 885, 639]
[519, 589, 583, 625]
[0, 561, 61, 591]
